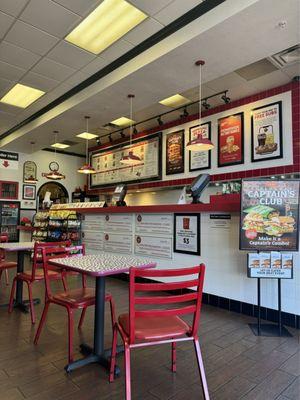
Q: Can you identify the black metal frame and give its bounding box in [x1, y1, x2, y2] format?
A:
[22, 184, 36, 200]
[166, 130, 185, 175]
[173, 213, 201, 256]
[189, 122, 212, 172]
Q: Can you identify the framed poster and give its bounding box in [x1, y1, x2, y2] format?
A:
[189, 122, 211, 171]
[174, 213, 200, 255]
[90, 133, 162, 188]
[247, 252, 293, 279]
[166, 130, 185, 175]
[23, 161, 37, 183]
[251, 101, 283, 162]
[240, 179, 300, 251]
[20, 199, 36, 210]
[22, 184, 36, 200]
[218, 112, 244, 167]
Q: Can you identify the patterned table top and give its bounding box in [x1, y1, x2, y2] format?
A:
[49, 253, 156, 277]
[0, 241, 34, 252]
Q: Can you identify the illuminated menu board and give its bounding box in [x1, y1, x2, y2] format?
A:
[90, 133, 162, 188]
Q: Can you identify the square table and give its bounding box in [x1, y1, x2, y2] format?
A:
[49, 253, 156, 373]
[0, 241, 38, 312]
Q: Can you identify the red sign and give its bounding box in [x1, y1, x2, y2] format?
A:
[218, 113, 244, 167]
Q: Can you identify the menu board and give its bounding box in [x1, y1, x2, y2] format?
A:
[104, 232, 132, 254]
[189, 122, 211, 171]
[90, 133, 161, 188]
[240, 180, 300, 251]
[134, 235, 172, 258]
[104, 214, 133, 232]
[166, 130, 185, 175]
[248, 252, 293, 279]
[174, 213, 200, 255]
[218, 113, 244, 167]
[135, 214, 173, 235]
[82, 215, 104, 251]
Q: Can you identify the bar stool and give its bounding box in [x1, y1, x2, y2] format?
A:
[0, 234, 17, 286]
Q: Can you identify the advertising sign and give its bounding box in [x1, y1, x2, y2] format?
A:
[189, 122, 211, 171]
[0, 151, 19, 170]
[174, 213, 200, 255]
[247, 252, 293, 279]
[218, 112, 244, 167]
[240, 179, 300, 251]
[135, 213, 173, 235]
[134, 235, 172, 259]
[166, 130, 185, 175]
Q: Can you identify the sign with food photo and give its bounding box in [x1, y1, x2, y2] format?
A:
[251, 101, 283, 162]
[218, 112, 244, 167]
[166, 130, 184, 175]
[240, 179, 300, 251]
[247, 252, 293, 279]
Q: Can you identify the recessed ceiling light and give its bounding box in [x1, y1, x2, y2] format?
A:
[0, 83, 45, 108]
[65, 0, 147, 55]
[110, 117, 135, 127]
[76, 132, 98, 140]
[51, 143, 70, 149]
[159, 94, 191, 108]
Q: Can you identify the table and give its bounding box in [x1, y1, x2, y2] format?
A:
[49, 253, 156, 373]
[0, 242, 38, 312]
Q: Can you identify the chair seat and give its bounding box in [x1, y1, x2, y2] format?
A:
[53, 287, 96, 307]
[18, 268, 61, 281]
[0, 261, 17, 269]
[119, 313, 190, 340]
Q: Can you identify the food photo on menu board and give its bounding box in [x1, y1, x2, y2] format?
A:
[240, 179, 300, 251]
[218, 112, 244, 167]
[166, 130, 184, 175]
[189, 122, 211, 171]
[251, 101, 283, 162]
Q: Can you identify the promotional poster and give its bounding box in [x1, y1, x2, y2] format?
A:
[247, 252, 293, 279]
[174, 213, 200, 255]
[240, 180, 299, 251]
[166, 130, 185, 175]
[189, 122, 211, 171]
[218, 112, 244, 167]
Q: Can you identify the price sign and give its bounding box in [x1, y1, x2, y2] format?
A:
[174, 213, 200, 255]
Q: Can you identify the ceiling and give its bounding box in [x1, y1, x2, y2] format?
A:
[0, 0, 299, 155]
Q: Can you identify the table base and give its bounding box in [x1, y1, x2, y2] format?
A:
[64, 343, 123, 374]
[0, 298, 40, 312]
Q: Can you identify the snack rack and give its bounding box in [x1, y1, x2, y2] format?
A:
[47, 210, 82, 245]
[32, 211, 49, 242]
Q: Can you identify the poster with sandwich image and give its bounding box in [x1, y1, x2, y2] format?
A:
[240, 179, 299, 251]
[247, 252, 293, 279]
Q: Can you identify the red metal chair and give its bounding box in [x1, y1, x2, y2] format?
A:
[34, 245, 116, 364]
[0, 234, 17, 286]
[109, 264, 209, 400]
[8, 240, 71, 324]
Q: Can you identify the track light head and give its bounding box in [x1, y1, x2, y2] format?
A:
[157, 116, 163, 126]
[96, 137, 101, 145]
[202, 100, 210, 110]
[133, 126, 138, 135]
[180, 107, 189, 119]
[221, 92, 230, 104]
[109, 134, 113, 143]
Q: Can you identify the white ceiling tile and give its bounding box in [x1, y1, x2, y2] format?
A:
[20, 0, 81, 38]
[0, 60, 26, 81]
[0, 41, 41, 69]
[0, 77, 15, 97]
[20, 71, 60, 91]
[80, 56, 109, 76]
[0, 102, 22, 115]
[0, 11, 14, 38]
[47, 41, 96, 69]
[63, 70, 90, 88]
[32, 58, 76, 81]
[206, 72, 246, 92]
[0, 0, 29, 17]
[154, 0, 202, 25]
[5, 20, 60, 56]
[127, 0, 174, 16]
[250, 70, 290, 91]
[123, 17, 164, 45]
[100, 40, 134, 61]
[282, 62, 300, 79]
[52, 0, 101, 17]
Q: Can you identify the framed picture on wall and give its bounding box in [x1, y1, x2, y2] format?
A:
[251, 101, 283, 162]
[218, 112, 244, 167]
[22, 184, 36, 200]
[174, 213, 200, 255]
[23, 161, 37, 183]
[166, 130, 185, 175]
[189, 122, 211, 171]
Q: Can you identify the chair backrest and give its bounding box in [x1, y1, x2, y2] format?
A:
[0, 234, 8, 261]
[128, 264, 205, 343]
[31, 240, 71, 280]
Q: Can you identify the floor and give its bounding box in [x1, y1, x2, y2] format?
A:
[0, 261, 299, 400]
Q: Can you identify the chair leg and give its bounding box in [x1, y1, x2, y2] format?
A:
[108, 296, 116, 327]
[8, 277, 17, 313]
[124, 344, 131, 400]
[5, 269, 9, 285]
[67, 308, 74, 363]
[78, 308, 86, 329]
[26, 281, 35, 324]
[61, 272, 68, 291]
[194, 338, 210, 400]
[34, 301, 50, 344]
[172, 342, 176, 373]
[109, 325, 118, 383]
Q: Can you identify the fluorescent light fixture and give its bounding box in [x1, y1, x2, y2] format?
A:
[159, 94, 191, 108]
[65, 0, 147, 55]
[110, 117, 135, 127]
[51, 143, 70, 149]
[0, 83, 45, 108]
[76, 132, 98, 140]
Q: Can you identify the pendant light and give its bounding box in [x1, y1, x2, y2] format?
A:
[45, 131, 65, 180]
[186, 60, 214, 151]
[120, 94, 141, 166]
[77, 116, 96, 174]
[24, 141, 38, 183]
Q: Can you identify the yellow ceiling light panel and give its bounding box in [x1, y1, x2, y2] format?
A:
[110, 116, 135, 126]
[65, 0, 147, 55]
[51, 143, 70, 149]
[0, 83, 45, 108]
[76, 132, 98, 140]
[159, 94, 191, 108]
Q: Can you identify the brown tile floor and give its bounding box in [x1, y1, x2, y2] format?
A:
[0, 264, 299, 400]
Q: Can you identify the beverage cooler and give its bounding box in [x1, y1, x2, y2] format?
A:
[0, 201, 20, 242]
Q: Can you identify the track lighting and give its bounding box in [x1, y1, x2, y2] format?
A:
[180, 107, 189, 118]
[202, 100, 210, 110]
[221, 91, 230, 104]
[96, 137, 102, 145]
[157, 116, 163, 126]
[109, 134, 113, 143]
[133, 126, 138, 135]
[120, 130, 125, 138]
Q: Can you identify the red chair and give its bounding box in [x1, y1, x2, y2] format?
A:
[0, 234, 17, 286]
[109, 265, 209, 400]
[34, 245, 116, 364]
[8, 240, 71, 324]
